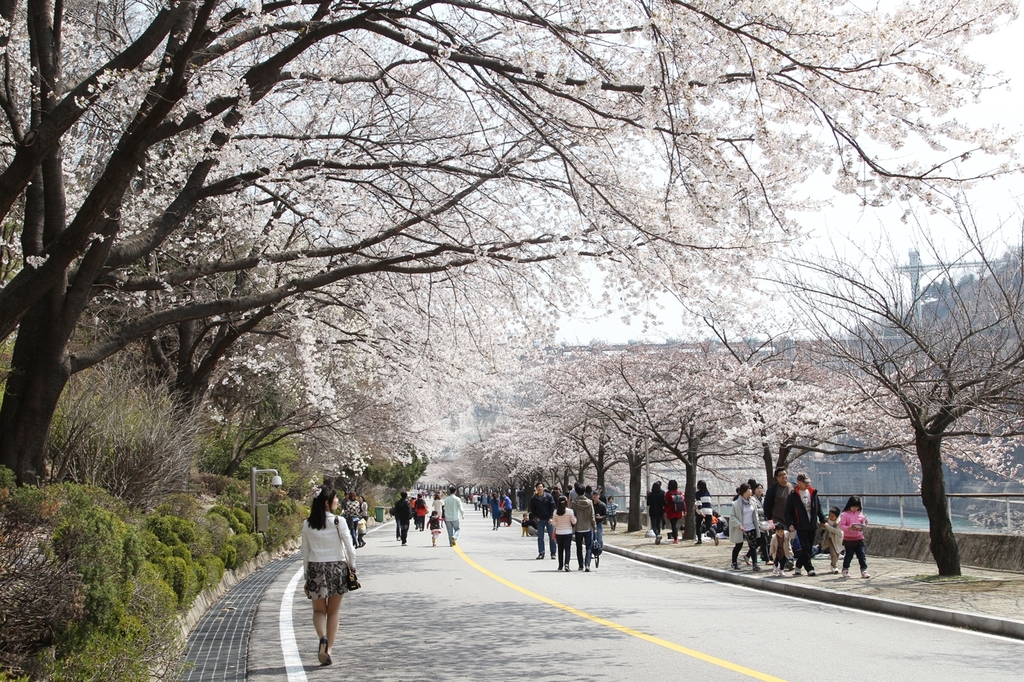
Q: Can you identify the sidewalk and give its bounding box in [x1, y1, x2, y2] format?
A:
[605, 527, 1024, 639]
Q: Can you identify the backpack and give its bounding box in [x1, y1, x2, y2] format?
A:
[670, 491, 686, 515]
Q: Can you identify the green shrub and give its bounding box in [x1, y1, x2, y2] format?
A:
[208, 505, 246, 534]
[154, 493, 201, 520]
[227, 533, 257, 566]
[200, 555, 225, 588]
[230, 507, 252, 533]
[219, 542, 238, 570]
[0, 464, 15, 491]
[197, 513, 230, 557]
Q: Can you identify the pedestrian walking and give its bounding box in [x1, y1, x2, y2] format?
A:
[443, 486, 465, 546]
[730, 483, 761, 571]
[664, 479, 685, 544]
[570, 483, 595, 571]
[746, 482, 769, 563]
[606, 496, 618, 531]
[785, 473, 826, 576]
[432, 491, 444, 519]
[393, 492, 412, 545]
[695, 480, 718, 545]
[428, 510, 443, 546]
[819, 506, 844, 574]
[489, 493, 502, 529]
[302, 487, 357, 667]
[414, 493, 428, 531]
[647, 481, 665, 544]
[530, 483, 557, 560]
[343, 491, 361, 545]
[552, 495, 576, 571]
[839, 496, 871, 578]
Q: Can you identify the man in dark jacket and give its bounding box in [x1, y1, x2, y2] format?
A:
[529, 483, 557, 560]
[393, 491, 413, 546]
[785, 473, 826, 576]
[762, 468, 792, 526]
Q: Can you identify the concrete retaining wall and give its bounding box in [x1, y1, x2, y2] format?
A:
[178, 538, 301, 640]
[864, 526, 1024, 572]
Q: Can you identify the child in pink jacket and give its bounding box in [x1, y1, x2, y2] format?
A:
[839, 496, 870, 578]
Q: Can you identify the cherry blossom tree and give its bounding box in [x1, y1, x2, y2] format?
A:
[0, 0, 1017, 484]
[784, 222, 1024, 575]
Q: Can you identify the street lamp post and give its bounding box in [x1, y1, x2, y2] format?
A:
[250, 467, 283, 533]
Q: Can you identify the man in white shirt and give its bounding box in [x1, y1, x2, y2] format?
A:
[442, 486, 465, 546]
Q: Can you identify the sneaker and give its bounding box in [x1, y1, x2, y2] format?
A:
[564, 565, 570, 572]
[551, 554, 556, 560]
[807, 569, 816, 576]
[731, 562, 740, 570]
[830, 567, 839, 574]
[772, 567, 782, 576]
[673, 538, 679, 544]
[452, 539, 457, 546]
[578, 566, 584, 571]
[841, 569, 850, 577]
[585, 567, 590, 572]
[557, 564, 563, 571]
[655, 536, 661, 545]
[861, 571, 871, 579]
[752, 565, 761, 572]
[713, 536, 719, 546]
[695, 539, 702, 545]
[401, 542, 407, 546]
[318, 637, 328, 665]
[594, 556, 600, 568]
[537, 553, 545, 560]
[792, 569, 802, 576]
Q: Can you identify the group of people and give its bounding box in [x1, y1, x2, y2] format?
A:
[390, 486, 466, 546]
[524, 482, 615, 572]
[646, 468, 872, 579]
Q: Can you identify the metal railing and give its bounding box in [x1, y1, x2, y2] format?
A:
[704, 492, 1024, 532]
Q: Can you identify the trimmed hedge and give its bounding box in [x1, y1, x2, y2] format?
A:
[0, 469, 306, 680]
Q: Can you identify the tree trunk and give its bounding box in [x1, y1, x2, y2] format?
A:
[0, 302, 72, 483]
[761, 442, 773, 484]
[627, 455, 643, 532]
[917, 432, 961, 576]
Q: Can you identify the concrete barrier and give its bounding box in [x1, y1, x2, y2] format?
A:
[864, 526, 1024, 572]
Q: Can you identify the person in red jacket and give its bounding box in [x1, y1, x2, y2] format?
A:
[664, 479, 686, 544]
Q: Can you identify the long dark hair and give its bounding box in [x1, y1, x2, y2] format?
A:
[696, 480, 709, 495]
[843, 496, 862, 512]
[308, 487, 337, 530]
[556, 496, 568, 515]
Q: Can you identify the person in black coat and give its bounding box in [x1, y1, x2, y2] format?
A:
[393, 491, 413, 546]
[647, 481, 666, 544]
[784, 473, 826, 576]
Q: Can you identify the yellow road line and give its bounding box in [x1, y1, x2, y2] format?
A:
[454, 545, 787, 682]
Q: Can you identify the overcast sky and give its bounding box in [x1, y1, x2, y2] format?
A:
[556, 12, 1024, 346]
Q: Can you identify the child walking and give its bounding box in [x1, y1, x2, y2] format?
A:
[839, 496, 870, 578]
[769, 524, 793, 576]
[819, 506, 844, 574]
[356, 517, 367, 548]
[428, 510, 443, 546]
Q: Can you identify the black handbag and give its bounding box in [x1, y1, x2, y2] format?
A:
[345, 566, 361, 591]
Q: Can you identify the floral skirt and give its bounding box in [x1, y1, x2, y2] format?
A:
[304, 561, 350, 600]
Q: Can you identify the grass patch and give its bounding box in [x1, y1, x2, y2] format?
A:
[909, 574, 987, 583]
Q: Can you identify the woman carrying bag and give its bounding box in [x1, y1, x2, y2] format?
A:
[302, 487, 358, 666]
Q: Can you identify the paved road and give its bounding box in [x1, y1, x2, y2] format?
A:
[247, 514, 1022, 681]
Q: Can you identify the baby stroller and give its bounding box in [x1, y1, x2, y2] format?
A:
[592, 537, 604, 568]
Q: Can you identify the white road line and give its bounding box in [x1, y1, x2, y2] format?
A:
[280, 567, 308, 682]
[612, 551, 1024, 645]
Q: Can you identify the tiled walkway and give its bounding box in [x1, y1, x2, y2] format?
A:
[181, 553, 301, 681]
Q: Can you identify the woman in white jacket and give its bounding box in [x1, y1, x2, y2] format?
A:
[302, 487, 358, 666]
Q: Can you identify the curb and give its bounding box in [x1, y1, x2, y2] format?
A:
[605, 544, 1024, 641]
